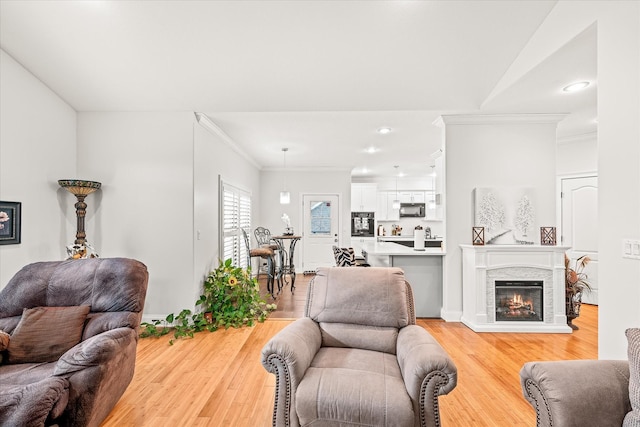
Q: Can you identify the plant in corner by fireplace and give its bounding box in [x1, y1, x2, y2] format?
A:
[565, 254, 592, 330]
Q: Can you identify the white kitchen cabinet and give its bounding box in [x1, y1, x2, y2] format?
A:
[351, 183, 377, 212]
[376, 192, 400, 221]
[399, 191, 425, 203]
[350, 236, 376, 258]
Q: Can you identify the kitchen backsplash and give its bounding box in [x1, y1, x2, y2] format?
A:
[376, 218, 444, 238]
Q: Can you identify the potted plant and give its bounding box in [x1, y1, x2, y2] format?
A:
[140, 259, 276, 344]
[197, 258, 276, 329]
[565, 254, 592, 330]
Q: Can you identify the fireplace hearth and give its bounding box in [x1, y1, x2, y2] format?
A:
[495, 280, 543, 321]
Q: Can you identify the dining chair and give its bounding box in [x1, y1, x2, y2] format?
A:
[241, 228, 276, 295]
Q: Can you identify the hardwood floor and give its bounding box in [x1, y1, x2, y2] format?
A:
[101, 274, 597, 426]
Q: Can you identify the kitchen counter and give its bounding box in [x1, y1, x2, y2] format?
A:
[361, 240, 445, 256]
[378, 235, 441, 241]
[360, 241, 443, 318]
[377, 236, 443, 248]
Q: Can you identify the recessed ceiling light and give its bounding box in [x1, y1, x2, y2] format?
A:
[562, 81, 590, 92]
[365, 147, 378, 154]
[377, 127, 392, 135]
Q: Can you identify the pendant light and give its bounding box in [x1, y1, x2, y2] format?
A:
[280, 148, 290, 204]
[392, 165, 400, 209]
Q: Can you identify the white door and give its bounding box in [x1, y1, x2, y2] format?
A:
[302, 194, 340, 272]
[561, 175, 598, 304]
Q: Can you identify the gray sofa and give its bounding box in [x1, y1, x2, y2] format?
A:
[0, 258, 148, 427]
[520, 328, 640, 427]
[261, 266, 457, 427]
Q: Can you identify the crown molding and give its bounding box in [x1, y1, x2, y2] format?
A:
[435, 113, 568, 126]
[194, 112, 261, 169]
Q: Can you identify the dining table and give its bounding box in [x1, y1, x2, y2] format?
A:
[271, 234, 302, 292]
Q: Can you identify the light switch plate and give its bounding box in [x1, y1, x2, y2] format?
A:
[623, 239, 640, 260]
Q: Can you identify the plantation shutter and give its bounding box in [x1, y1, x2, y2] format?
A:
[221, 181, 251, 269]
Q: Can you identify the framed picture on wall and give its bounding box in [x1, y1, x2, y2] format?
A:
[0, 201, 21, 245]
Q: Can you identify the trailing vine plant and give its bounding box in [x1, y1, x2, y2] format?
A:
[140, 258, 276, 344]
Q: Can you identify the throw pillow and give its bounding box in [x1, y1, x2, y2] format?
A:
[7, 306, 90, 364]
[333, 246, 355, 267]
[624, 328, 640, 427]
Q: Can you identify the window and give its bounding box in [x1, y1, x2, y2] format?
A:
[221, 180, 251, 269]
[310, 200, 332, 235]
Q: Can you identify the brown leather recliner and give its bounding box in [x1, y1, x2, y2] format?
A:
[0, 258, 148, 427]
[261, 267, 457, 427]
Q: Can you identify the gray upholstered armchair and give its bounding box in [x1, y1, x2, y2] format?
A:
[0, 258, 148, 427]
[261, 267, 457, 427]
[521, 326, 640, 427]
[520, 360, 631, 427]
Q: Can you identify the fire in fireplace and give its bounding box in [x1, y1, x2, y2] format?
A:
[495, 280, 543, 321]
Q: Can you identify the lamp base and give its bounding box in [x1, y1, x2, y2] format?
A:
[66, 242, 99, 260]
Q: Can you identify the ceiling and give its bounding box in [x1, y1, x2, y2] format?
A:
[0, 0, 596, 179]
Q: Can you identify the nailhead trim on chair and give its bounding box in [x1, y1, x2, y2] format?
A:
[404, 281, 416, 325]
[524, 378, 552, 427]
[265, 353, 292, 427]
[419, 371, 451, 427]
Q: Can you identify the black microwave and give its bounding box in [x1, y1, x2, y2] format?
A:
[399, 203, 425, 217]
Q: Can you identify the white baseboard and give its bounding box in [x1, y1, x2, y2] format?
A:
[440, 309, 462, 322]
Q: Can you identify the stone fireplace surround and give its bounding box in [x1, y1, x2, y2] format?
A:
[460, 244, 572, 333]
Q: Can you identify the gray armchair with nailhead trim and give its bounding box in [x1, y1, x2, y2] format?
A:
[261, 267, 457, 427]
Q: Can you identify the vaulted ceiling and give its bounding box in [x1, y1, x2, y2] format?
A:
[0, 0, 596, 178]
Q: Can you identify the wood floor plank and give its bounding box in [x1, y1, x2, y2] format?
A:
[101, 274, 598, 427]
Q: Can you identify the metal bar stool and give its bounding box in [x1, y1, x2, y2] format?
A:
[241, 228, 276, 296]
[254, 227, 283, 294]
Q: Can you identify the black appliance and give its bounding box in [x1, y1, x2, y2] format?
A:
[351, 212, 375, 237]
[399, 203, 425, 217]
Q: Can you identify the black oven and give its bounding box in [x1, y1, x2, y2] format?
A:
[351, 212, 375, 237]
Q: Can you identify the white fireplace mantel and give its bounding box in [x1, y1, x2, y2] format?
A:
[460, 244, 572, 333]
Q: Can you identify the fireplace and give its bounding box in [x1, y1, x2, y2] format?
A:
[461, 244, 571, 333]
[495, 280, 543, 321]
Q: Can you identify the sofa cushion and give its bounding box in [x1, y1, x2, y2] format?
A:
[624, 328, 640, 427]
[296, 347, 414, 426]
[319, 322, 399, 354]
[7, 306, 90, 364]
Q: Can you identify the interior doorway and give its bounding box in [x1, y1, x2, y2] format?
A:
[561, 174, 598, 304]
[301, 194, 340, 272]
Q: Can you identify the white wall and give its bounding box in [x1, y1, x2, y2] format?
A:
[505, 1, 640, 359]
[442, 115, 561, 321]
[595, 3, 640, 359]
[77, 112, 196, 318]
[193, 118, 261, 294]
[556, 133, 598, 176]
[0, 50, 77, 287]
[258, 169, 351, 270]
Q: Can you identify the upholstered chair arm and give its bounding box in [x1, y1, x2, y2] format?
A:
[520, 360, 630, 427]
[53, 327, 139, 426]
[261, 318, 322, 427]
[397, 325, 457, 427]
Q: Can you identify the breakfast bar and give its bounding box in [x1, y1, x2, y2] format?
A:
[360, 241, 445, 318]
